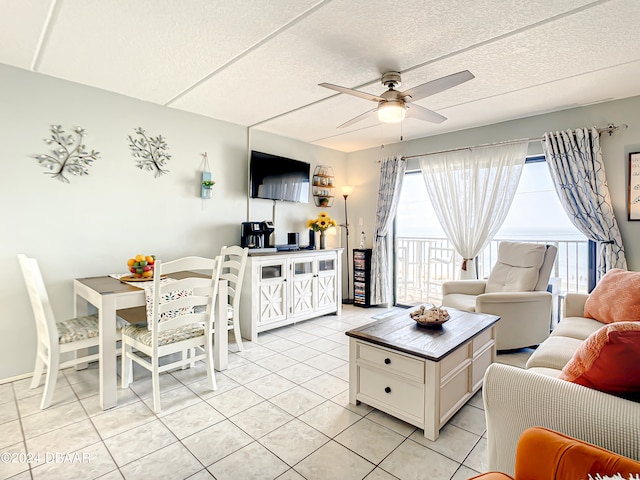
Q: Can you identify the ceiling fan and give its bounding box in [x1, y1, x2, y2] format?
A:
[319, 70, 474, 128]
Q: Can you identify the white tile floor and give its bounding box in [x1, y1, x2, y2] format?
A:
[0, 305, 532, 480]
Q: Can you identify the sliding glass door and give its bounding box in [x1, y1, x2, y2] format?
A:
[394, 157, 590, 307]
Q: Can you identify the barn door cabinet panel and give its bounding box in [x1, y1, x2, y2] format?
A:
[240, 249, 343, 342]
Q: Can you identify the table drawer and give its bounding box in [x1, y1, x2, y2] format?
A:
[357, 342, 424, 382]
[472, 341, 494, 389]
[359, 366, 424, 422]
[440, 364, 471, 420]
[473, 328, 494, 355]
[440, 343, 471, 379]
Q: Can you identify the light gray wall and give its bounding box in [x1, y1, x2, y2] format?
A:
[249, 130, 348, 247]
[4, 59, 638, 380]
[347, 95, 640, 274]
[0, 64, 346, 380]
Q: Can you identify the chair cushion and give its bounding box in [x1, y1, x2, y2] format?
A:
[121, 323, 204, 347]
[558, 322, 640, 400]
[442, 294, 476, 312]
[584, 269, 640, 324]
[485, 242, 546, 293]
[57, 314, 99, 344]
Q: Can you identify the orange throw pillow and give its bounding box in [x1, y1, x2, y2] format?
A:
[558, 322, 640, 399]
[584, 269, 640, 324]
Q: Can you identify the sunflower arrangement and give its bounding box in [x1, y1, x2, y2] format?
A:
[307, 212, 338, 231]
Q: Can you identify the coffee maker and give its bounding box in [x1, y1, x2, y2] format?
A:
[241, 222, 263, 249]
[241, 221, 275, 249]
[261, 221, 275, 248]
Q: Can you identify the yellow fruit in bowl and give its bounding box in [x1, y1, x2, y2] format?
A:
[142, 270, 153, 278]
[135, 254, 145, 262]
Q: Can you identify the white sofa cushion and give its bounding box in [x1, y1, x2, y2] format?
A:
[526, 366, 562, 378]
[485, 242, 546, 293]
[550, 316, 603, 341]
[525, 335, 584, 370]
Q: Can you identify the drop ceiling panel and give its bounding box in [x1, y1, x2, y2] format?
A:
[2, 0, 640, 153]
[0, 0, 53, 69]
[170, 0, 595, 126]
[256, 0, 640, 150]
[35, 0, 321, 104]
[437, 61, 640, 129]
[408, 2, 640, 115]
[308, 60, 640, 152]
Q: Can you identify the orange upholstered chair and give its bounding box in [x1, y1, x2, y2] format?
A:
[469, 427, 640, 480]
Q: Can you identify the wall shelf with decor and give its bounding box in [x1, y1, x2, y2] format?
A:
[312, 165, 335, 207]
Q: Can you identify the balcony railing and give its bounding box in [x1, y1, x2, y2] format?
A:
[395, 236, 589, 306]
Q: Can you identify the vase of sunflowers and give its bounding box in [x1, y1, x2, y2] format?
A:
[307, 212, 337, 249]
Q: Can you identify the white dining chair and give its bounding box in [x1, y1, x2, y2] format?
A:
[18, 254, 101, 410]
[219, 245, 249, 351]
[120, 256, 222, 413]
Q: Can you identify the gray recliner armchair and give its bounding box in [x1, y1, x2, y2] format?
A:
[441, 241, 558, 350]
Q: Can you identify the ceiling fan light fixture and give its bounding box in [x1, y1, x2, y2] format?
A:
[377, 101, 406, 123]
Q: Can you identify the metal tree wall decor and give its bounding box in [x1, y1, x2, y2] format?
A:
[127, 127, 171, 177]
[35, 125, 100, 183]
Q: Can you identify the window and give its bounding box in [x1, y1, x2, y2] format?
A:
[395, 157, 589, 306]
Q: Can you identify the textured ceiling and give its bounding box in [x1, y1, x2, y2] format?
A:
[2, 0, 639, 152]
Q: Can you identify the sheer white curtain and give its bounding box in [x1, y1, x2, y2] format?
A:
[371, 155, 406, 305]
[419, 143, 528, 279]
[542, 128, 626, 280]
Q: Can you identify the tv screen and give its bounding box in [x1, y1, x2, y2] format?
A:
[250, 151, 310, 203]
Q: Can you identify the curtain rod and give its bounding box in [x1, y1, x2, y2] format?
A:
[401, 123, 628, 160]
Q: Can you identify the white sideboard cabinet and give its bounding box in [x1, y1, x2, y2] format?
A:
[239, 249, 343, 341]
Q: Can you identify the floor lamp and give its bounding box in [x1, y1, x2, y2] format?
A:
[342, 185, 355, 304]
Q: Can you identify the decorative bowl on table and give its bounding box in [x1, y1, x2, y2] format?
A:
[124, 254, 156, 280]
[410, 305, 450, 327]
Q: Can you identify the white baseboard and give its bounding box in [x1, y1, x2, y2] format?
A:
[0, 371, 34, 385]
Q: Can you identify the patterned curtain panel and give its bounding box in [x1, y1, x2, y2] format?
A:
[370, 155, 406, 305]
[542, 128, 627, 281]
[419, 142, 528, 279]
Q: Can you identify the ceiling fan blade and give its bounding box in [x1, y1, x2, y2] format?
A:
[405, 103, 447, 124]
[337, 108, 377, 128]
[401, 70, 475, 101]
[319, 82, 385, 102]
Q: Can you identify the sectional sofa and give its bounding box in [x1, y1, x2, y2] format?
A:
[482, 292, 640, 475]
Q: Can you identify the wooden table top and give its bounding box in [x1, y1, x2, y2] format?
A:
[346, 307, 500, 362]
[75, 271, 210, 294]
[75, 272, 211, 325]
[75, 275, 142, 295]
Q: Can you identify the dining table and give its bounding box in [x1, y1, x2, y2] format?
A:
[74, 273, 229, 410]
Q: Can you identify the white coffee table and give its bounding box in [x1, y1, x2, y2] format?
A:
[347, 307, 499, 440]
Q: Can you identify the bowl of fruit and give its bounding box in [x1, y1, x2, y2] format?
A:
[125, 254, 156, 281]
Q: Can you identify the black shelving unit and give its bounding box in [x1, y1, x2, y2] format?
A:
[353, 249, 372, 307]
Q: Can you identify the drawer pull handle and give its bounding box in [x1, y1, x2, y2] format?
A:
[384, 386, 391, 394]
[384, 358, 391, 365]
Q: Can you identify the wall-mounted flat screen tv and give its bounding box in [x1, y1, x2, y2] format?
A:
[250, 150, 310, 203]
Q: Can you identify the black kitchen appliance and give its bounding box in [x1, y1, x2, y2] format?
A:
[261, 221, 275, 248]
[240, 222, 263, 249]
[241, 221, 275, 249]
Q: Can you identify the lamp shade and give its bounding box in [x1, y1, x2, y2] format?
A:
[342, 185, 355, 197]
[377, 101, 406, 123]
